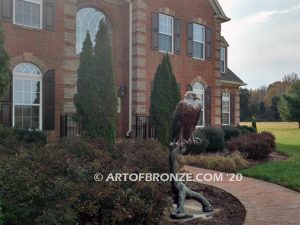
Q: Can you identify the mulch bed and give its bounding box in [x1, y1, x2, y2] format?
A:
[164, 182, 246, 225]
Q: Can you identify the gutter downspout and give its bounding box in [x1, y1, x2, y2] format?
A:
[126, 0, 132, 137]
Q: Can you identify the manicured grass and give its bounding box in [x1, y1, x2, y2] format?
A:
[240, 122, 300, 192]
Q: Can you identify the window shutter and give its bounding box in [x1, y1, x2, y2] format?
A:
[187, 22, 193, 57]
[174, 18, 181, 54]
[43, 69, 55, 130]
[205, 86, 211, 126]
[152, 12, 159, 50]
[205, 27, 212, 59]
[0, 0, 13, 21]
[221, 94, 223, 125]
[43, 0, 55, 30]
[230, 94, 235, 125]
[0, 73, 12, 127]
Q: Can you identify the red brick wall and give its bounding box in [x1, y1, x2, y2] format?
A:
[144, 0, 219, 126]
[2, 0, 65, 141]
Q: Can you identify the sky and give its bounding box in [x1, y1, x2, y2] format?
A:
[218, 0, 300, 89]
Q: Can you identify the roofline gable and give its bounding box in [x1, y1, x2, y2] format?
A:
[209, 0, 231, 23]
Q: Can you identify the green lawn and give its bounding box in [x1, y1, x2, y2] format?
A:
[240, 122, 300, 192]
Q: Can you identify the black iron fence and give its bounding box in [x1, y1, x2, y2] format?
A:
[134, 115, 156, 139]
[60, 114, 155, 139]
[60, 114, 81, 138]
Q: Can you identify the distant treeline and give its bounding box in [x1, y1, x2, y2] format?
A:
[240, 72, 299, 122]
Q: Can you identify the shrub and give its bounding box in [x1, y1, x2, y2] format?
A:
[185, 129, 209, 154]
[237, 125, 257, 135]
[0, 127, 14, 138]
[150, 55, 180, 146]
[0, 139, 169, 225]
[178, 151, 249, 173]
[14, 129, 46, 145]
[251, 115, 257, 132]
[227, 132, 276, 160]
[222, 126, 241, 141]
[195, 128, 224, 152]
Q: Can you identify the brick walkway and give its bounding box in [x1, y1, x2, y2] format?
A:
[183, 166, 300, 225]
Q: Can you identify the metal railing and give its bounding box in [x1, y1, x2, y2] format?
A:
[60, 114, 155, 139]
[60, 114, 81, 138]
[134, 115, 156, 139]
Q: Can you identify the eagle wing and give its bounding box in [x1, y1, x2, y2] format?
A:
[171, 99, 202, 141]
[171, 101, 186, 141]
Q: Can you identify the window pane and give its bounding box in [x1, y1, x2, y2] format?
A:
[32, 92, 40, 104]
[24, 92, 32, 104]
[15, 116, 23, 128]
[32, 106, 39, 118]
[14, 80, 23, 91]
[76, 8, 108, 54]
[159, 14, 172, 35]
[193, 42, 204, 59]
[24, 80, 31, 92]
[14, 92, 23, 104]
[222, 113, 229, 125]
[32, 81, 40, 92]
[23, 117, 31, 129]
[15, 106, 22, 117]
[198, 110, 204, 126]
[15, 0, 40, 28]
[159, 34, 172, 53]
[193, 24, 204, 42]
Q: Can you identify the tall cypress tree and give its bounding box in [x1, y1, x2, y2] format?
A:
[0, 24, 10, 100]
[93, 19, 117, 144]
[74, 32, 97, 136]
[150, 55, 181, 146]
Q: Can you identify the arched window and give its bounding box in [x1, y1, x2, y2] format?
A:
[76, 7, 108, 54]
[192, 82, 205, 127]
[13, 63, 42, 130]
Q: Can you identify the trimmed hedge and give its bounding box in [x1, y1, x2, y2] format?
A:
[185, 130, 209, 155]
[192, 127, 224, 152]
[222, 126, 241, 141]
[237, 125, 257, 135]
[227, 132, 276, 160]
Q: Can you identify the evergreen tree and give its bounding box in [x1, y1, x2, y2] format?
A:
[150, 55, 181, 146]
[278, 81, 300, 128]
[74, 32, 97, 136]
[93, 19, 118, 143]
[0, 24, 10, 100]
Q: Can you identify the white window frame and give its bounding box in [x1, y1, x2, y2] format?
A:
[222, 93, 230, 125]
[13, 0, 43, 29]
[193, 23, 205, 60]
[158, 13, 174, 54]
[12, 63, 43, 130]
[193, 82, 205, 128]
[220, 47, 226, 73]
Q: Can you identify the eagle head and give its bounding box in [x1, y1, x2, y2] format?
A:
[184, 91, 200, 101]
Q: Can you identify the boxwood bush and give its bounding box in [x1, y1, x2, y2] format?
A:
[192, 127, 224, 152]
[237, 125, 257, 135]
[222, 126, 241, 141]
[227, 132, 276, 160]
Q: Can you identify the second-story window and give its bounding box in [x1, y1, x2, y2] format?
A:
[14, 0, 42, 29]
[220, 47, 226, 73]
[193, 23, 205, 59]
[159, 13, 173, 53]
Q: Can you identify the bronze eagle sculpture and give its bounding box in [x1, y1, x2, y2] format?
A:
[171, 91, 202, 148]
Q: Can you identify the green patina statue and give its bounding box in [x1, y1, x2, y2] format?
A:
[170, 91, 213, 219]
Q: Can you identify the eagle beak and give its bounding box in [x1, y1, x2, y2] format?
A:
[195, 95, 200, 100]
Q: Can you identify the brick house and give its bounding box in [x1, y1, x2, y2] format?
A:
[0, 0, 245, 141]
